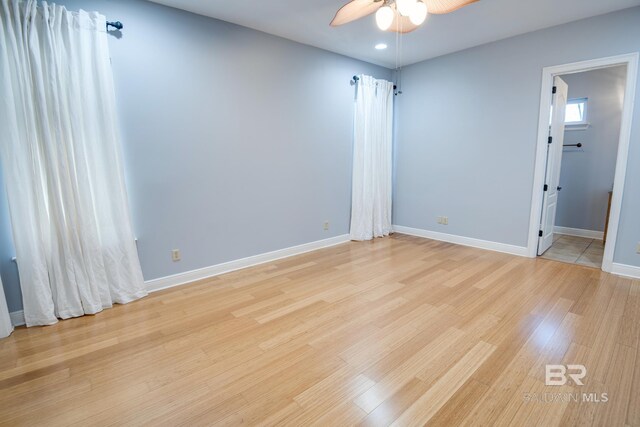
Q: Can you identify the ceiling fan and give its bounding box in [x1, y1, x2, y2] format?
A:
[331, 0, 478, 32]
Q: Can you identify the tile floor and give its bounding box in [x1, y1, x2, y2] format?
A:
[540, 234, 604, 268]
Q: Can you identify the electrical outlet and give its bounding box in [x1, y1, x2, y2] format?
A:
[171, 249, 181, 262]
[437, 216, 442, 224]
[323, 221, 330, 231]
[636, 242, 640, 254]
[443, 217, 449, 225]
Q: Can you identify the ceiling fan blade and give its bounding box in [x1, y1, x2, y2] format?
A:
[330, 0, 382, 26]
[423, 0, 478, 15]
[388, 4, 419, 33]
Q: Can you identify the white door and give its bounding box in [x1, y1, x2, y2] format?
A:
[538, 76, 569, 255]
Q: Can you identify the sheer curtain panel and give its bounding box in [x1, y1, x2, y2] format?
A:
[0, 0, 147, 327]
[349, 75, 394, 241]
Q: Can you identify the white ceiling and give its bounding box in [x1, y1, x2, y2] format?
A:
[146, 0, 640, 68]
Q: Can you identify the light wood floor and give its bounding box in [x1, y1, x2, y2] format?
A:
[1, 234, 639, 426]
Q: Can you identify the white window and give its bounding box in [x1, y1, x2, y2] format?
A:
[565, 98, 588, 125]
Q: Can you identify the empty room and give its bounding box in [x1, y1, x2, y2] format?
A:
[1, 0, 640, 425]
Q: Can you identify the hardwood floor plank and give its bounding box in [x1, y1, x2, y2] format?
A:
[390, 340, 496, 426]
[353, 327, 465, 413]
[427, 379, 490, 426]
[358, 377, 431, 427]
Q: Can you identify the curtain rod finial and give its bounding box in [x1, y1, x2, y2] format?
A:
[106, 21, 123, 31]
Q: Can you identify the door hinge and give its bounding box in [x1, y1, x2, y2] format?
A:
[552, 86, 557, 94]
[539, 230, 543, 237]
[548, 136, 553, 144]
[543, 184, 548, 191]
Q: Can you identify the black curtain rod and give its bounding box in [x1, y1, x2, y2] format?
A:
[352, 75, 397, 90]
[564, 143, 582, 148]
[106, 21, 123, 31]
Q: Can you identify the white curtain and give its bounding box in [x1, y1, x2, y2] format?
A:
[0, 276, 12, 338]
[350, 75, 394, 241]
[0, 0, 147, 327]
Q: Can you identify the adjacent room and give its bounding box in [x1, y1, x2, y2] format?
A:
[1, 0, 639, 425]
[540, 65, 627, 268]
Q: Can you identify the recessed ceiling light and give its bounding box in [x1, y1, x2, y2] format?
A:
[375, 43, 387, 50]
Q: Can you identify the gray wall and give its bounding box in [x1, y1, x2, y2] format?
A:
[0, 0, 391, 312]
[556, 66, 627, 232]
[0, 173, 20, 313]
[394, 7, 640, 267]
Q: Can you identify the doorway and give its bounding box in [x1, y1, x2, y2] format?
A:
[527, 53, 639, 273]
[540, 66, 627, 268]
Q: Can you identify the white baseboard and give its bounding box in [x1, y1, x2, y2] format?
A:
[145, 234, 351, 293]
[8, 235, 351, 327]
[611, 263, 640, 279]
[554, 226, 604, 240]
[392, 225, 529, 257]
[9, 310, 25, 327]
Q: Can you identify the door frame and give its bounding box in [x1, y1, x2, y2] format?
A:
[526, 52, 639, 273]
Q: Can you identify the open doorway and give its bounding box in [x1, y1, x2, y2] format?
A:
[527, 53, 639, 273]
[540, 65, 627, 268]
